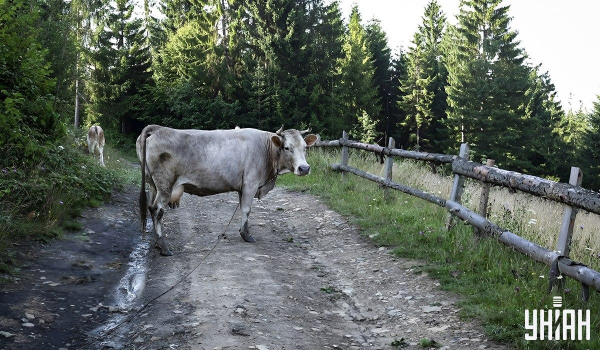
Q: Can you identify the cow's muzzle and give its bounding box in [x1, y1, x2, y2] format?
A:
[297, 165, 311, 176]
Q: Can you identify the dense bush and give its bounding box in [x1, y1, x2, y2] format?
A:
[0, 0, 65, 167]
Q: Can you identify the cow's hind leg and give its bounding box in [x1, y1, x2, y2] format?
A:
[152, 192, 173, 256]
[98, 145, 105, 167]
[239, 184, 259, 243]
[147, 182, 158, 234]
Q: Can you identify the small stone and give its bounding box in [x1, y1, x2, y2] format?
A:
[0, 331, 14, 338]
[134, 336, 144, 343]
[150, 336, 160, 341]
[422, 306, 442, 313]
[82, 314, 93, 318]
[173, 310, 183, 314]
[182, 322, 200, 327]
[25, 313, 35, 320]
[256, 346, 269, 350]
[293, 327, 303, 331]
[22, 322, 35, 328]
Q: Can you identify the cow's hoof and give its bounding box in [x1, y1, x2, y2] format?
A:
[160, 248, 173, 256]
[240, 232, 256, 243]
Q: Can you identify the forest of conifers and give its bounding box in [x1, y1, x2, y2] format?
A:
[2, 0, 600, 189]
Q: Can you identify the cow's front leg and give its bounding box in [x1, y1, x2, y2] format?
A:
[239, 185, 259, 243]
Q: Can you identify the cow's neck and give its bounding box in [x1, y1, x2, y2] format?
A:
[256, 137, 281, 196]
[267, 135, 281, 179]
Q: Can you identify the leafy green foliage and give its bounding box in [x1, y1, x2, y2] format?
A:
[0, 130, 137, 268]
[0, 0, 65, 166]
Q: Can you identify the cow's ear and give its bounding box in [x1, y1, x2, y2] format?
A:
[304, 134, 318, 147]
[271, 135, 283, 148]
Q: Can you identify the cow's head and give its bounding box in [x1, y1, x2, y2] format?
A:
[271, 126, 318, 176]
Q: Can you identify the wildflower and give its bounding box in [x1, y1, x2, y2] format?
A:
[58, 145, 64, 150]
[59, 201, 64, 205]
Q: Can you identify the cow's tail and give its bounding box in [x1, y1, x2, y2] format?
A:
[139, 126, 153, 235]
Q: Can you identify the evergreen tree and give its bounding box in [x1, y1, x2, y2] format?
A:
[421, 0, 448, 151]
[522, 66, 566, 177]
[445, 0, 531, 169]
[111, 0, 153, 132]
[398, 0, 446, 151]
[399, 32, 433, 150]
[38, 0, 78, 119]
[388, 49, 409, 145]
[305, 0, 346, 135]
[365, 19, 392, 140]
[336, 5, 380, 140]
[584, 95, 600, 190]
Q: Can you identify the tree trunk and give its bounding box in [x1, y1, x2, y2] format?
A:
[74, 76, 80, 128]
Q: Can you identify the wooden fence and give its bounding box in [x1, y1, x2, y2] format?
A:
[315, 132, 600, 300]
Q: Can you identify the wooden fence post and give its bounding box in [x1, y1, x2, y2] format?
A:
[384, 137, 395, 202]
[341, 131, 349, 181]
[446, 143, 470, 231]
[556, 167, 583, 257]
[475, 159, 495, 236]
[554, 167, 583, 292]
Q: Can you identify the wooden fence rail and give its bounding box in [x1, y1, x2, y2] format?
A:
[315, 132, 600, 299]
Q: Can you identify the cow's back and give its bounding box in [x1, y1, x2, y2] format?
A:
[140, 127, 273, 194]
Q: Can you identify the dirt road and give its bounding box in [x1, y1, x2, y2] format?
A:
[1, 186, 509, 350]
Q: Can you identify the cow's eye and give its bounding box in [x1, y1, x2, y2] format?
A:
[284, 146, 290, 151]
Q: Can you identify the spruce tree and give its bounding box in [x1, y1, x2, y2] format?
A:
[584, 95, 600, 190]
[365, 19, 392, 139]
[398, 0, 446, 151]
[445, 0, 531, 168]
[399, 32, 433, 150]
[336, 5, 380, 141]
[522, 66, 566, 177]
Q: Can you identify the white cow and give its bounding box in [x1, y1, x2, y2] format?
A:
[137, 125, 317, 256]
[87, 125, 106, 167]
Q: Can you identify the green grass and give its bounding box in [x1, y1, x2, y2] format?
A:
[278, 148, 600, 350]
[0, 127, 139, 274]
